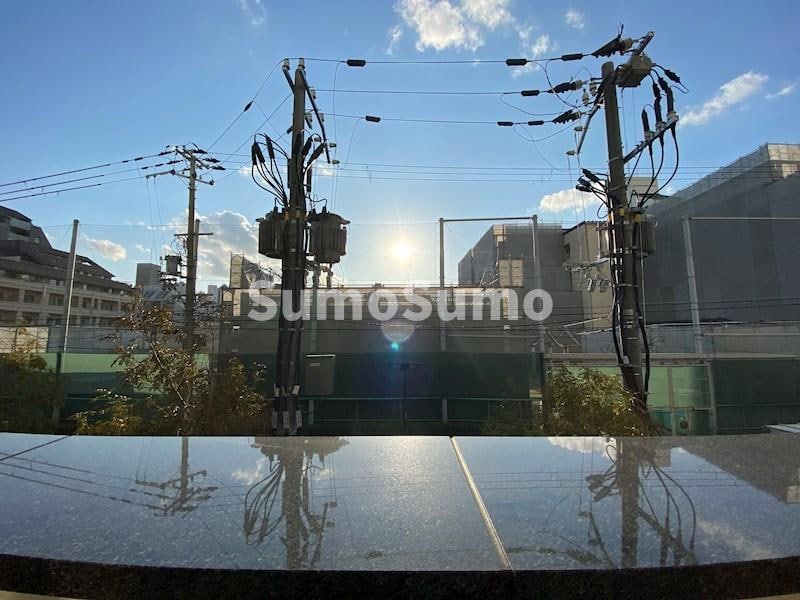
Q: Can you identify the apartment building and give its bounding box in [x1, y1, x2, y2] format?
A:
[0, 207, 132, 327]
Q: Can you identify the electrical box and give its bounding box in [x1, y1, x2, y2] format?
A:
[257, 208, 284, 259]
[303, 354, 335, 396]
[617, 54, 653, 88]
[164, 255, 181, 276]
[639, 213, 657, 256]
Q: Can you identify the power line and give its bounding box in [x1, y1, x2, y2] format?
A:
[0, 151, 171, 189]
[207, 59, 284, 151]
[0, 160, 181, 198]
[0, 170, 176, 203]
[325, 111, 583, 126]
[316, 87, 516, 95]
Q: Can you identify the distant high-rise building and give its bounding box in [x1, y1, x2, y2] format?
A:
[135, 263, 161, 288]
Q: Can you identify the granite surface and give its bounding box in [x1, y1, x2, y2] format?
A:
[1, 432, 799, 599]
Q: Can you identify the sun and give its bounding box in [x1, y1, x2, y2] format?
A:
[391, 240, 413, 262]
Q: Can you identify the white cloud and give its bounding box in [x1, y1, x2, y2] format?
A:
[511, 27, 553, 77]
[547, 436, 606, 454]
[392, 0, 555, 76]
[83, 236, 127, 262]
[316, 163, 335, 177]
[538, 188, 599, 214]
[565, 9, 585, 30]
[386, 25, 403, 55]
[696, 521, 774, 561]
[460, 0, 513, 29]
[681, 71, 768, 126]
[232, 457, 269, 485]
[766, 81, 797, 100]
[134, 244, 149, 254]
[396, 0, 483, 51]
[529, 33, 552, 58]
[190, 209, 277, 285]
[238, 0, 266, 26]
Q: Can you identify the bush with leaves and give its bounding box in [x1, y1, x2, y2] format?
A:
[543, 367, 655, 436]
[0, 328, 63, 433]
[76, 299, 266, 435]
[482, 366, 655, 436]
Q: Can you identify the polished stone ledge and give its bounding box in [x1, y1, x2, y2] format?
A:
[1, 433, 799, 599]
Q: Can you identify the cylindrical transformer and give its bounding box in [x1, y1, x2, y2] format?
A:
[164, 255, 181, 276]
[257, 208, 284, 259]
[308, 208, 349, 264]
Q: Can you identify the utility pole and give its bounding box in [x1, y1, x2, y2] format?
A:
[601, 60, 645, 408]
[530, 215, 546, 354]
[184, 155, 198, 353]
[682, 217, 703, 354]
[153, 147, 220, 352]
[438, 218, 445, 288]
[274, 59, 308, 435]
[60, 219, 79, 354]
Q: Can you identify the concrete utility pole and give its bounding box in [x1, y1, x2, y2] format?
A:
[274, 60, 308, 435]
[530, 214, 546, 354]
[438, 218, 445, 288]
[601, 60, 645, 407]
[60, 219, 79, 353]
[154, 147, 218, 352]
[184, 154, 198, 353]
[682, 217, 703, 354]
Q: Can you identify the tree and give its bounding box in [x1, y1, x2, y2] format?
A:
[482, 367, 655, 436]
[543, 367, 655, 436]
[76, 298, 265, 435]
[0, 327, 63, 433]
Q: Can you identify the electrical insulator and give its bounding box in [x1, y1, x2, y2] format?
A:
[308, 207, 349, 264]
[257, 208, 284, 259]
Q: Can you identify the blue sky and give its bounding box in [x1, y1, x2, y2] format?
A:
[1, 0, 797, 287]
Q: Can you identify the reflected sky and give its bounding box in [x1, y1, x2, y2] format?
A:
[1, 433, 799, 572]
[0, 434, 499, 570]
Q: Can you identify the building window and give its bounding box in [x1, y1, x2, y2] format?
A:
[49, 294, 64, 306]
[564, 244, 571, 261]
[0, 287, 18, 302]
[23, 291, 42, 304]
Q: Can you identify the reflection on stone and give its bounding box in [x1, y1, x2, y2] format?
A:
[244, 437, 348, 569]
[134, 437, 217, 516]
[1, 433, 800, 575]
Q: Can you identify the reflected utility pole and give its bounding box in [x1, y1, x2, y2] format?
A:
[135, 437, 217, 516]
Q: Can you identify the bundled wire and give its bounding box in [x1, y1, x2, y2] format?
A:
[250, 134, 289, 207]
